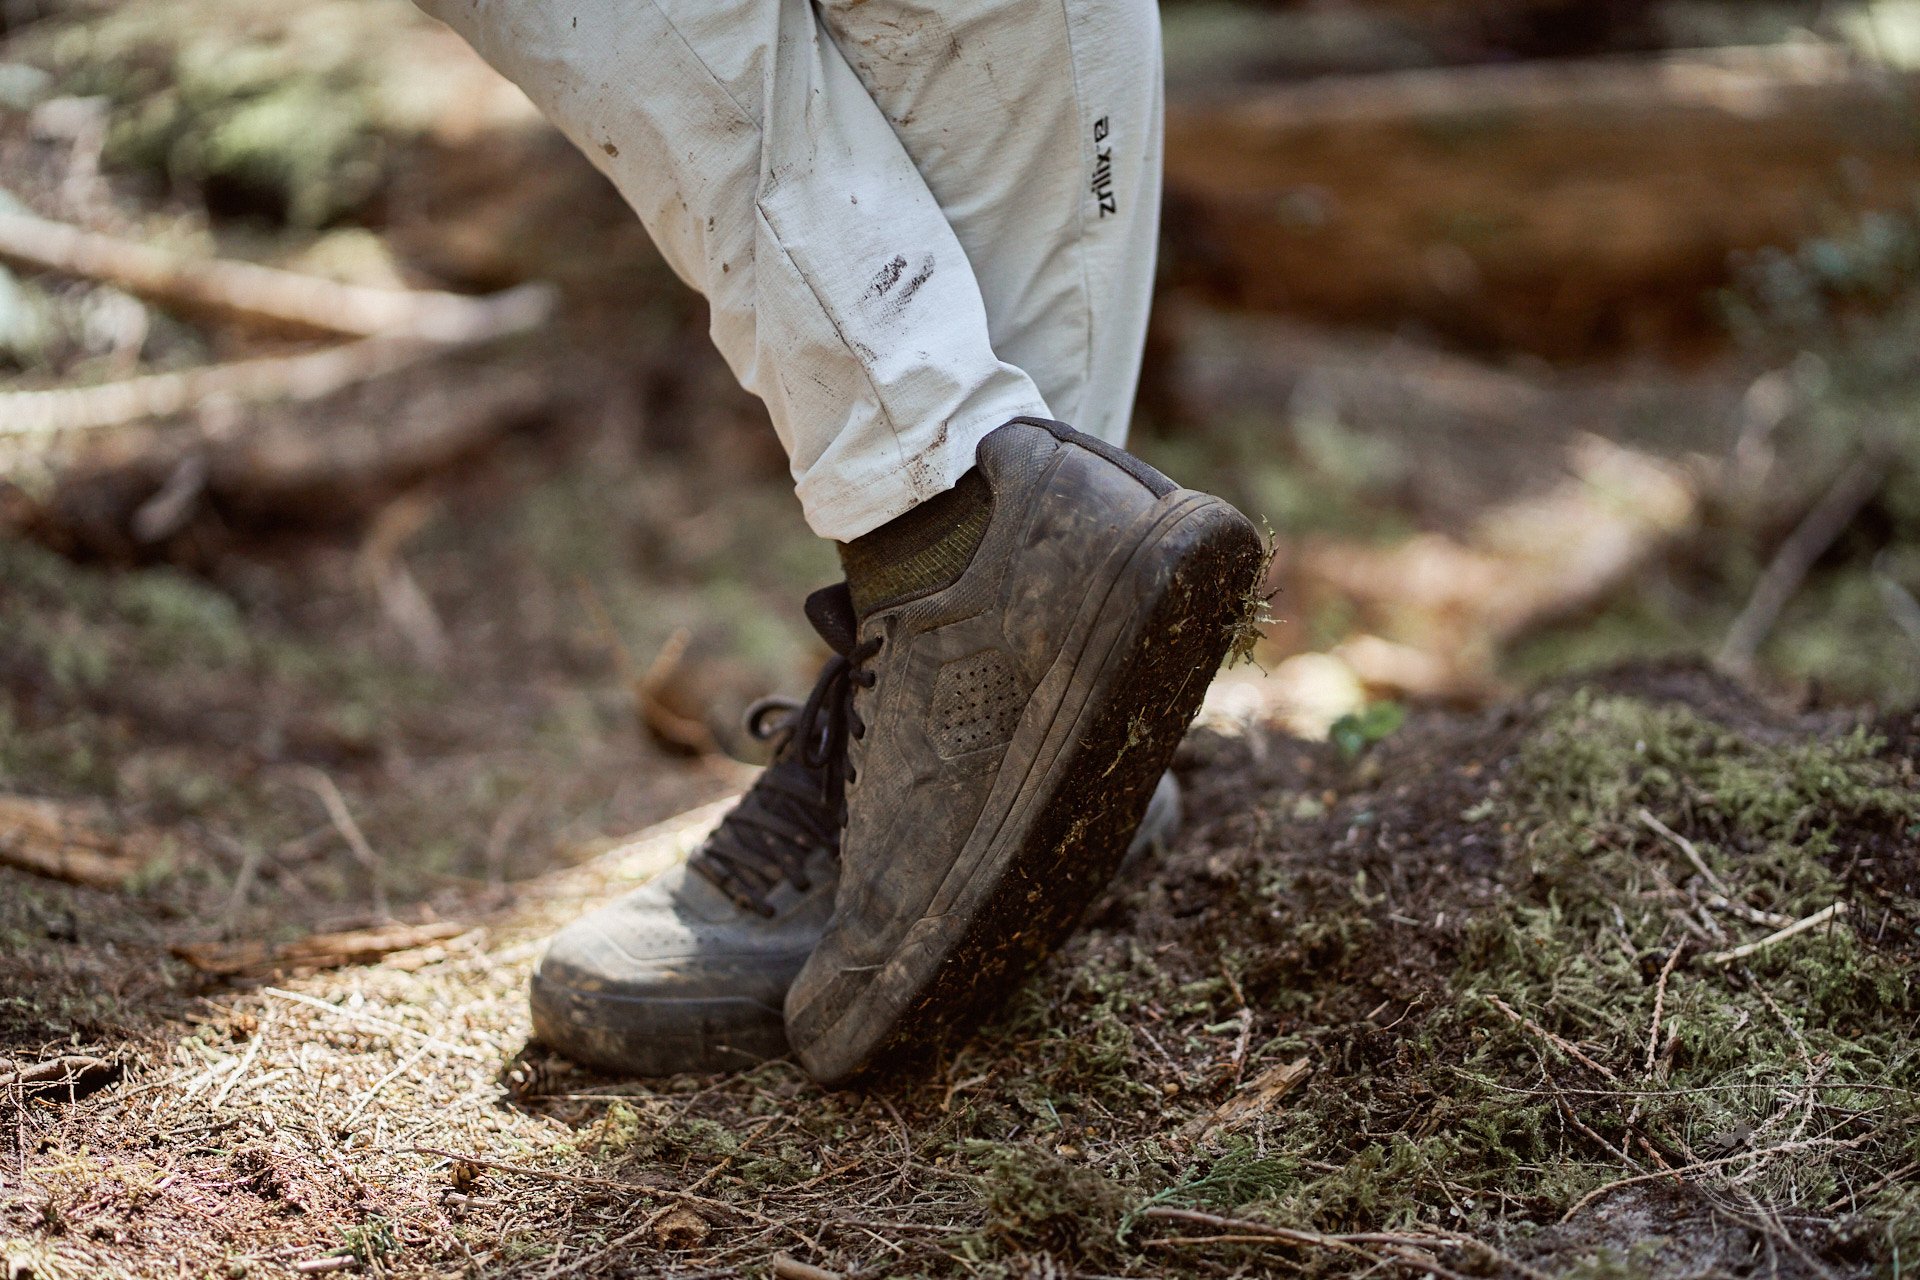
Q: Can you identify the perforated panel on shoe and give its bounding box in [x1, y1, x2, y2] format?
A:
[928, 649, 1025, 758]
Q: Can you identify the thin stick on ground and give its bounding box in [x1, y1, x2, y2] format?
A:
[408, 1132, 784, 1227]
[1702, 903, 1847, 967]
[1556, 1096, 1642, 1171]
[1140, 1207, 1544, 1280]
[1717, 452, 1885, 677]
[1637, 809, 1731, 898]
[773, 1256, 844, 1280]
[1486, 995, 1620, 1081]
[1644, 940, 1687, 1076]
[1560, 1131, 1888, 1222]
[293, 767, 389, 920]
[206, 1010, 274, 1110]
[261, 987, 487, 1061]
[519, 1141, 771, 1280]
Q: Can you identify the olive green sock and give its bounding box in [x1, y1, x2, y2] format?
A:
[838, 468, 993, 617]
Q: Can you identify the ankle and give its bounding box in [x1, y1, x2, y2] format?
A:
[837, 468, 992, 616]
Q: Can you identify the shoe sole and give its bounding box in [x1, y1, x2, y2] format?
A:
[529, 776, 1179, 1078]
[530, 972, 796, 1077]
[794, 492, 1263, 1083]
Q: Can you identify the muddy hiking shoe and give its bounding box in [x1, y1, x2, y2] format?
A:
[785, 418, 1264, 1085]
[529, 607, 1185, 1077]
[529, 687, 841, 1076]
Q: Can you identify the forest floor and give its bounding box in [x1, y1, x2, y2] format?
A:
[4, 0, 1920, 1276]
[1, 656, 1916, 1279]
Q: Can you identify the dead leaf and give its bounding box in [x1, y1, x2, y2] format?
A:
[448, 1159, 482, 1193]
[636, 627, 721, 756]
[0, 794, 166, 890]
[1199, 1055, 1313, 1135]
[653, 1207, 710, 1250]
[171, 921, 470, 978]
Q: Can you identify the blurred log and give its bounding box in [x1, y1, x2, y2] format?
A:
[1165, 44, 1920, 358]
[2, 336, 441, 438]
[1365, 0, 1660, 59]
[0, 208, 555, 341]
[1, 348, 558, 554]
[1294, 435, 1701, 682]
[0, 208, 567, 549]
[172, 921, 472, 979]
[0, 794, 165, 891]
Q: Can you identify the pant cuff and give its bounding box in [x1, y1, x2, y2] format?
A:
[793, 389, 1049, 541]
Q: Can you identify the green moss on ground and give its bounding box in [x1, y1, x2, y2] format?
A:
[893, 670, 1920, 1276]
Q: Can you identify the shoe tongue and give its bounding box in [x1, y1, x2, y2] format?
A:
[804, 582, 859, 654]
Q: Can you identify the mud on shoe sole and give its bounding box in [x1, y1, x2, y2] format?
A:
[791, 494, 1264, 1084]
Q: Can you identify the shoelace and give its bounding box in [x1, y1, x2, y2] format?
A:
[689, 584, 882, 916]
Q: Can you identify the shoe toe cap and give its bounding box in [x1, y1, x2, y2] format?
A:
[529, 865, 826, 1077]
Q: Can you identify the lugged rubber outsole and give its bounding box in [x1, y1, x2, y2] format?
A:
[529, 976, 792, 1077]
[795, 494, 1264, 1083]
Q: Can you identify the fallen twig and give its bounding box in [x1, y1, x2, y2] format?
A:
[407, 1141, 780, 1226]
[0, 207, 554, 341]
[172, 921, 471, 979]
[0, 794, 165, 890]
[1703, 893, 1795, 930]
[293, 767, 389, 920]
[261, 988, 488, 1061]
[1702, 903, 1847, 967]
[1486, 995, 1620, 1081]
[1196, 1055, 1312, 1136]
[1637, 809, 1730, 898]
[1644, 941, 1688, 1076]
[0, 1054, 120, 1101]
[1140, 1207, 1534, 1280]
[1717, 453, 1885, 677]
[207, 1011, 274, 1110]
[337, 1043, 434, 1134]
[1555, 1096, 1641, 1170]
[1826, 1159, 1920, 1213]
[1875, 551, 1920, 651]
[773, 1256, 844, 1280]
[1561, 1130, 1885, 1222]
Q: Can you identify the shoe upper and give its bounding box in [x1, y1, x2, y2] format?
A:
[533, 683, 848, 1020]
[789, 420, 1184, 1018]
[535, 845, 837, 1006]
[531, 419, 1203, 1077]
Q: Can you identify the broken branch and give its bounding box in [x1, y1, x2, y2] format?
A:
[1486, 995, 1620, 1081]
[1637, 808, 1731, 898]
[0, 794, 164, 890]
[1717, 454, 1885, 677]
[0, 208, 554, 341]
[1, 336, 436, 439]
[1702, 903, 1848, 968]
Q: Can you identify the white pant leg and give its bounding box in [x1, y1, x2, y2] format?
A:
[815, 0, 1163, 448]
[414, 0, 1048, 539]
